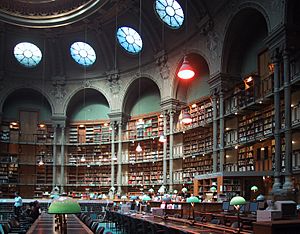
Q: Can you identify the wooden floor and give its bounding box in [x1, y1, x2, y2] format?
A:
[27, 213, 93, 234]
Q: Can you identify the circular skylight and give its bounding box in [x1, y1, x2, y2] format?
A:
[155, 0, 184, 29]
[14, 42, 42, 68]
[70, 42, 96, 66]
[117, 26, 143, 54]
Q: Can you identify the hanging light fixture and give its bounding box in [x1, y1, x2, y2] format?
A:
[159, 133, 167, 143]
[177, 1, 195, 80]
[177, 56, 195, 79]
[80, 155, 86, 162]
[38, 157, 44, 166]
[180, 109, 192, 124]
[136, 143, 142, 152]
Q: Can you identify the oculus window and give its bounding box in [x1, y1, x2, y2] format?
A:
[70, 42, 96, 66]
[14, 42, 42, 68]
[155, 0, 184, 29]
[117, 26, 143, 54]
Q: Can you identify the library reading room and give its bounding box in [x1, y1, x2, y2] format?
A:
[0, 0, 300, 233]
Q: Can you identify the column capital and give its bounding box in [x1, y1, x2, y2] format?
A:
[160, 98, 179, 112]
[108, 111, 129, 123]
[51, 115, 66, 128]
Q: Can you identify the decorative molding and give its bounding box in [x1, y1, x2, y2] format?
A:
[206, 30, 219, 61]
[156, 52, 170, 80]
[197, 14, 214, 35]
[107, 71, 121, 95]
[51, 82, 67, 103]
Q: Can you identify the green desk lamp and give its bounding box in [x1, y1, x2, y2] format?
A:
[230, 196, 246, 233]
[187, 196, 200, 221]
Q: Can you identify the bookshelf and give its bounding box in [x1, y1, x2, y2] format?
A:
[238, 146, 255, 171]
[68, 122, 111, 144]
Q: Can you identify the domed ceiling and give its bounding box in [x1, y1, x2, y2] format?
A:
[0, 0, 121, 28]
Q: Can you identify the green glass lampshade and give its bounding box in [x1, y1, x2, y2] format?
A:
[210, 186, 217, 192]
[181, 187, 187, 193]
[148, 188, 154, 193]
[121, 195, 127, 200]
[251, 186, 258, 191]
[256, 194, 265, 201]
[230, 196, 246, 206]
[187, 196, 200, 203]
[141, 195, 151, 201]
[162, 195, 171, 202]
[48, 197, 81, 214]
[173, 190, 178, 194]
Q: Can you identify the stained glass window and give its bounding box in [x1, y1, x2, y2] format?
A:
[117, 26, 143, 54]
[14, 42, 42, 68]
[155, 0, 184, 29]
[70, 42, 96, 66]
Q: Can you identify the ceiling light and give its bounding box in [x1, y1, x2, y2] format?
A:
[177, 56, 195, 79]
[80, 155, 86, 162]
[79, 124, 85, 128]
[38, 158, 44, 166]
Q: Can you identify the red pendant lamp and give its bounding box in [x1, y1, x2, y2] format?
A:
[180, 109, 192, 124]
[177, 56, 195, 80]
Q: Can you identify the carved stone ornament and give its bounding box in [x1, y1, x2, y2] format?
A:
[156, 55, 170, 80]
[107, 73, 121, 95]
[51, 83, 67, 103]
[207, 31, 219, 60]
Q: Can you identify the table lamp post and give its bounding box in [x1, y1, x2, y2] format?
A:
[230, 196, 246, 233]
[187, 196, 200, 221]
[251, 186, 258, 200]
[141, 195, 152, 213]
[48, 197, 81, 234]
[181, 187, 187, 201]
[162, 195, 171, 219]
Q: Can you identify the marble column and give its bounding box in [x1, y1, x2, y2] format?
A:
[52, 125, 57, 188]
[110, 122, 116, 190]
[219, 91, 225, 172]
[60, 126, 65, 193]
[212, 94, 218, 173]
[282, 49, 293, 191]
[117, 121, 122, 194]
[272, 51, 282, 192]
[162, 112, 167, 185]
[169, 111, 174, 192]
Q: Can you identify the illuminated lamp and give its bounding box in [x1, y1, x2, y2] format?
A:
[177, 56, 195, 79]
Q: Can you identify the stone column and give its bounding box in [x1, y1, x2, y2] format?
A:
[52, 125, 57, 188]
[282, 49, 293, 191]
[219, 91, 225, 172]
[60, 126, 65, 193]
[163, 112, 167, 185]
[272, 51, 282, 192]
[169, 110, 174, 192]
[117, 121, 122, 194]
[212, 93, 218, 173]
[110, 122, 116, 190]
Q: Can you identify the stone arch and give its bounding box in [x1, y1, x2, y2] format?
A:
[221, 4, 270, 76]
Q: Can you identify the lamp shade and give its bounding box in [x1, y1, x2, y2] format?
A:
[141, 195, 151, 202]
[130, 195, 138, 200]
[181, 187, 187, 193]
[48, 197, 81, 214]
[187, 196, 200, 203]
[136, 143, 142, 152]
[177, 56, 195, 79]
[251, 186, 258, 191]
[173, 190, 178, 194]
[121, 195, 127, 200]
[158, 185, 165, 194]
[230, 196, 246, 206]
[181, 110, 192, 124]
[256, 194, 265, 201]
[162, 195, 171, 202]
[210, 186, 217, 192]
[148, 188, 154, 193]
[159, 133, 167, 143]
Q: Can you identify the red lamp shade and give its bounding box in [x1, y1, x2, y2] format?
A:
[177, 56, 195, 80]
[181, 110, 192, 124]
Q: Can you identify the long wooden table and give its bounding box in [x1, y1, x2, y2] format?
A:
[119, 212, 252, 234]
[26, 213, 93, 234]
